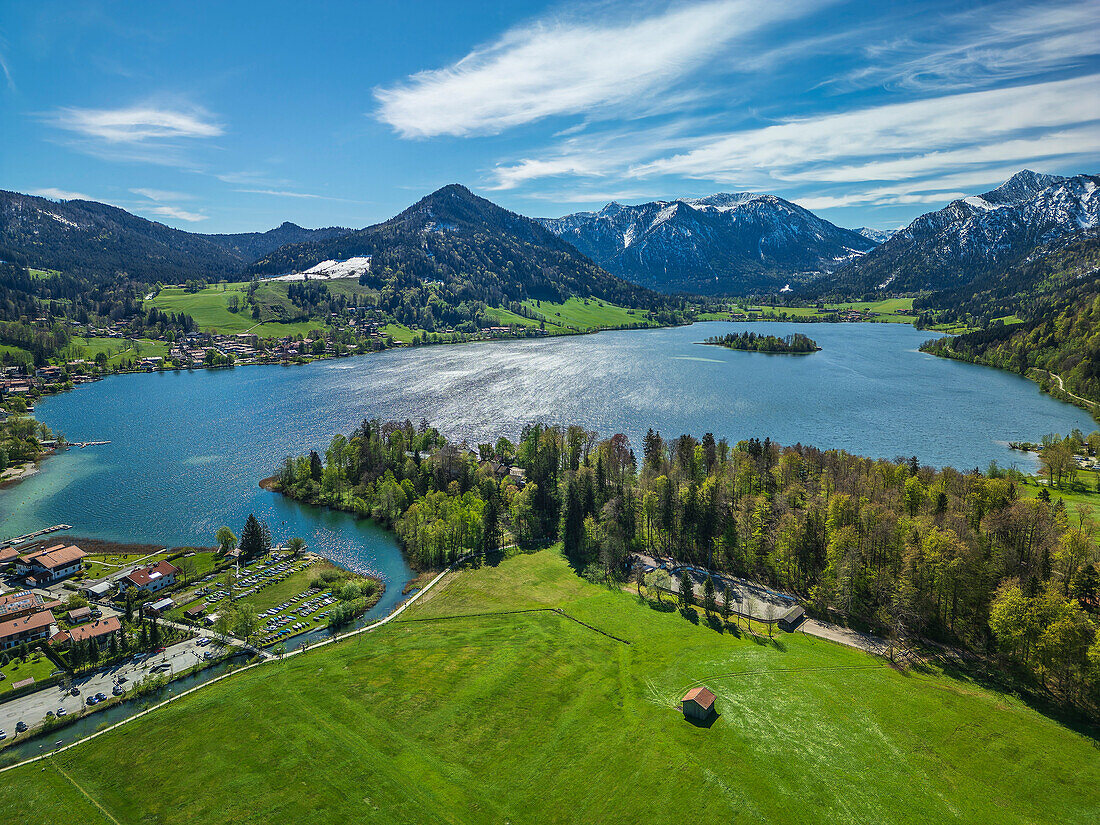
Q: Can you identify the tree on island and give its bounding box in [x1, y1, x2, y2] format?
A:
[239, 514, 271, 560]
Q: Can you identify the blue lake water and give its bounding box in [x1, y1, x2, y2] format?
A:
[1, 321, 1094, 600]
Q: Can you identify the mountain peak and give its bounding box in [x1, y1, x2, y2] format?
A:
[981, 169, 1065, 206]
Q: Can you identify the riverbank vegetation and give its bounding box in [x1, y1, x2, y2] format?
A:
[703, 331, 819, 353]
[271, 420, 1100, 721]
[4, 548, 1098, 824]
[0, 397, 59, 479]
[919, 236, 1100, 409]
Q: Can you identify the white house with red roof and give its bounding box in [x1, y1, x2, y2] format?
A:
[15, 543, 87, 584]
[121, 560, 180, 593]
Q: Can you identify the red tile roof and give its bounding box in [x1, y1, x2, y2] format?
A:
[123, 561, 180, 588]
[683, 687, 716, 709]
[65, 615, 121, 644]
[20, 544, 86, 570]
[0, 608, 55, 641]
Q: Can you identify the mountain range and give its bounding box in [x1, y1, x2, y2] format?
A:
[832, 170, 1100, 296]
[539, 193, 876, 295]
[253, 184, 661, 307]
[1, 170, 1096, 305]
[0, 190, 350, 282]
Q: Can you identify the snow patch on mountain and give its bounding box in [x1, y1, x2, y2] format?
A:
[270, 256, 371, 281]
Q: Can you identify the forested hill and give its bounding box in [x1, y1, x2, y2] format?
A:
[204, 221, 350, 262]
[0, 190, 350, 282]
[253, 184, 665, 308]
[920, 233, 1100, 402]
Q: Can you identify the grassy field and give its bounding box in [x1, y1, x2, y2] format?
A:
[82, 549, 217, 580]
[521, 297, 654, 331]
[146, 286, 319, 338]
[4, 548, 1098, 824]
[69, 336, 169, 367]
[701, 298, 918, 325]
[380, 322, 415, 343]
[0, 343, 32, 366]
[0, 650, 59, 690]
[1019, 469, 1100, 520]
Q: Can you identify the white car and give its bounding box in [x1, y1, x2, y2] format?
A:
[56, 708, 67, 717]
[0, 730, 6, 740]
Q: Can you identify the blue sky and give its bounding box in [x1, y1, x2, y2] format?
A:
[1, 0, 1097, 233]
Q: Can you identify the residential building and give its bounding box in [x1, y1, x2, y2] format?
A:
[15, 544, 86, 584]
[121, 560, 180, 593]
[0, 609, 56, 650]
[54, 615, 122, 648]
[0, 590, 63, 621]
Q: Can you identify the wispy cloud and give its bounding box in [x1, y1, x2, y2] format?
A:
[31, 187, 92, 201]
[848, 0, 1100, 92]
[630, 75, 1100, 182]
[130, 187, 194, 202]
[235, 188, 323, 199]
[48, 104, 223, 144]
[145, 205, 208, 223]
[374, 0, 825, 138]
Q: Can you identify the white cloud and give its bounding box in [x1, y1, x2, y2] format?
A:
[795, 191, 968, 210]
[374, 0, 825, 138]
[851, 0, 1100, 92]
[49, 105, 223, 144]
[630, 74, 1100, 182]
[145, 205, 208, 223]
[235, 188, 323, 199]
[131, 187, 194, 202]
[31, 187, 92, 201]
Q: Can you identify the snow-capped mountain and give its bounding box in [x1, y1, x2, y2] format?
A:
[855, 227, 896, 244]
[835, 170, 1099, 293]
[540, 193, 875, 295]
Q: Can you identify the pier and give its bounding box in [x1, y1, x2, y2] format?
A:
[0, 524, 72, 549]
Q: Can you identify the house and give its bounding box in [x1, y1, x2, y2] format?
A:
[54, 615, 121, 648]
[15, 544, 86, 584]
[681, 686, 716, 721]
[143, 597, 174, 616]
[81, 580, 114, 600]
[67, 606, 92, 624]
[778, 604, 806, 632]
[0, 609, 56, 650]
[121, 560, 180, 593]
[0, 546, 20, 569]
[0, 590, 62, 621]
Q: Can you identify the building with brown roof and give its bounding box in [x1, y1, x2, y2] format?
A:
[121, 560, 180, 593]
[54, 615, 121, 648]
[0, 609, 56, 650]
[682, 686, 716, 721]
[0, 590, 63, 621]
[16, 543, 86, 584]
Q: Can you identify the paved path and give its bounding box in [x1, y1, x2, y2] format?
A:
[800, 618, 890, 656]
[0, 555, 464, 773]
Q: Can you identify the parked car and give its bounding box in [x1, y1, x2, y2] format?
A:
[95, 692, 107, 701]
[70, 687, 80, 696]
[0, 730, 6, 740]
[86, 696, 98, 706]
[154, 647, 166, 654]
[112, 685, 124, 696]
[15, 721, 27, 732]
[56, 708, 66, 717]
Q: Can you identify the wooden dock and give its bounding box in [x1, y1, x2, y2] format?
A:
[1, 523, 72, 549]
[72, 441, 111, 448]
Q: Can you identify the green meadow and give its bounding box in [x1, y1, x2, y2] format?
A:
[4, 548, 1098, 824]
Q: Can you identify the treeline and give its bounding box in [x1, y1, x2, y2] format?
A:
[704, 331, 819, 353]
[273, 420, 1100, 716]
[922, 289, 1100, 405]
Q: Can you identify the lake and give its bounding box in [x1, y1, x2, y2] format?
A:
[1, 321, 1094, 599]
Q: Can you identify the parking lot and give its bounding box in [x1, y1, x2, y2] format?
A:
[0, 636, 216, 740]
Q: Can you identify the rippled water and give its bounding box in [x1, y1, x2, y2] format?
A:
[1, 321, 1094, 597]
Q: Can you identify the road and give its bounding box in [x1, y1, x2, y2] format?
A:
[800, 618, 889, 655]
[0, 636, 213, 738]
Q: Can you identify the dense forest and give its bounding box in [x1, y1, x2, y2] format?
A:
[274, 420, 1100, 718]
[704, 331, 819, 353]
[922, 287, 1100, 406]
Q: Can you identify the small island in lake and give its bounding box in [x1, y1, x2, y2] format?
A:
[704, 331, 821, 353]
